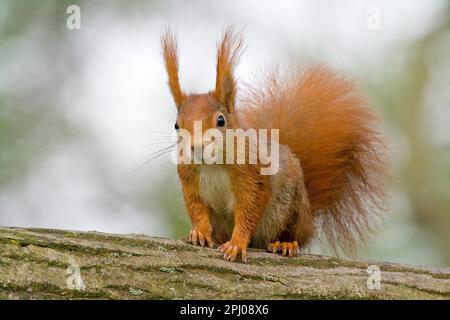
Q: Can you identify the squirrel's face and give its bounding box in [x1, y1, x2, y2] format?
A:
[174, 93, 236, 160]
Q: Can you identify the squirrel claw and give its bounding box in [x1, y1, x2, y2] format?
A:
[219, 241, 248, 263]
[267, 241, 299, 257]
[188, 229, 214, 248]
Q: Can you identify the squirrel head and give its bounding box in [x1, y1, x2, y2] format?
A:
[161, 27, 243, 146]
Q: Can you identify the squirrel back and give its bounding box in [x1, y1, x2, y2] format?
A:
[238, 65, 389, 254]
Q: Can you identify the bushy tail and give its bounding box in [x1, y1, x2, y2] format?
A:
[238, 65, 389, 255]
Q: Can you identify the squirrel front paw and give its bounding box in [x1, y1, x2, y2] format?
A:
[188, 229, 214, 248]
[219, 239, 248, 263]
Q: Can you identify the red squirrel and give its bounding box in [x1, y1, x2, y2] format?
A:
[161, 27, 389, 262]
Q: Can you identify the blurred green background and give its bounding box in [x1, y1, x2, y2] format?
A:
[1, 0, 449, 267]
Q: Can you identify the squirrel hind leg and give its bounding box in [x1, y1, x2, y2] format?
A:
[290, 200, 315, 252]
[267, 241, 299, 257]
[266, 226, 312, 257]
[288, 167, 316, 254]
[267, 188, 315, 257]
[267, 230, 300, 257]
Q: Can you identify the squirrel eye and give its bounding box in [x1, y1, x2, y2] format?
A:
[216, 115, 226, 127]
[174, 122, 179, 130]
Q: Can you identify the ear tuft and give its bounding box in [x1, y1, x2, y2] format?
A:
[161, 27, 185, 108]
[214, 26, 244, 113]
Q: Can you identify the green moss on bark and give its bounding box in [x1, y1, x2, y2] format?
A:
[0, 227, 449, 300]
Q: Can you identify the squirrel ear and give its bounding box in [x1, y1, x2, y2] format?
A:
[214, 27, 243, 114]
[161, 28, 185, 108]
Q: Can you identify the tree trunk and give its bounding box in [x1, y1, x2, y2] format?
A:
[0, 227, 449, 299]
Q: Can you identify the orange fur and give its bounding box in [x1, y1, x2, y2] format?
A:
[161, 28, 389, 261]
[214, 27, 244, 113]
[161, 28, 185, 107]
[227, 163, 272, 246]
[239, 65, 389, 254]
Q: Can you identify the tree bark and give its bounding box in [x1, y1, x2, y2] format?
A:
[0, 227, 449, 299]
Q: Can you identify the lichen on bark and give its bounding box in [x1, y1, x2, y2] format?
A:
[0, 227, 449, 299]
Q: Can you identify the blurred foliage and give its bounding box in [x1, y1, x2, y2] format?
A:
[365, 8, 450, 264]
[0, 0, 77, 185]
[151, 167, 191, 238]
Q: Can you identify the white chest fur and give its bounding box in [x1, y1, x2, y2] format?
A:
[198, 166, 235, 214]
